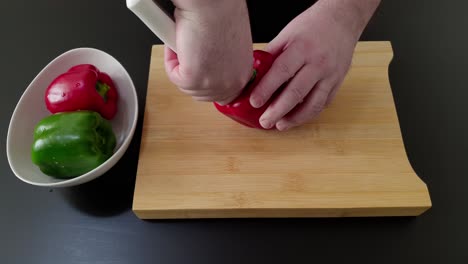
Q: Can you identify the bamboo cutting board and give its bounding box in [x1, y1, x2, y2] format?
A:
[132, 42, 431, 219]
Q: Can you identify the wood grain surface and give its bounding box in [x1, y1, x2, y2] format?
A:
[132, 42, 432, 219]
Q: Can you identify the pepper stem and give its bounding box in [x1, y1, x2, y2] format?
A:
[249, 69, 257, 83]
[95, 81, 110, 102]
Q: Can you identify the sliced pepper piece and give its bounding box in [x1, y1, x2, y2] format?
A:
[31, 111, 116, 179]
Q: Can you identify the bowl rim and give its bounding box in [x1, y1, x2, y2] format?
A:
[6, 47, 139, 188]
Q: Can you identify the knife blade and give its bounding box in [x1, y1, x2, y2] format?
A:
[127, 0, 177, 51]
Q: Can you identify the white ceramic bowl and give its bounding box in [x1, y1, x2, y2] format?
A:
[6, 48, 139, 188]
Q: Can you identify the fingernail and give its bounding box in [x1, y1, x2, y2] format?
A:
[260, 118, 273, 129]
[276, 121, 289, 131]
[250, 96, 262, 108]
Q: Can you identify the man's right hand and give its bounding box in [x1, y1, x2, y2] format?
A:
[164, 0, 253, 105]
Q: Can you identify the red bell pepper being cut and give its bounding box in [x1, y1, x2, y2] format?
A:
[214, 50, 275, 129]
[45, 64, 118, 120]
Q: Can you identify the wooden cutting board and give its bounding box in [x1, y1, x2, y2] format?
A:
[132, 42, 432, 219]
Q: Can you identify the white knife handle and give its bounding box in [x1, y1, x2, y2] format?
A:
[127, 0, 177, 51]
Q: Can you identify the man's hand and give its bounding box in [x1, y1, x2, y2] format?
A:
[250, 0, 381, 130]
[164, 0, 253, 105]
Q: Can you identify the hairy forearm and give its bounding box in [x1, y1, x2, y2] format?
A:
[315, 0, 381, 39]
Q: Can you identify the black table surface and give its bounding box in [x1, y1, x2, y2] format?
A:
[1, 0, 467, 263]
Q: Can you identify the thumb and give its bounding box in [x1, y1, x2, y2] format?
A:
[164, 46, 185, 87]
[264, 33, 288, 59]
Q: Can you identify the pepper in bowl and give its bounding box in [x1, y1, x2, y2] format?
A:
[31, 64, 119, 179]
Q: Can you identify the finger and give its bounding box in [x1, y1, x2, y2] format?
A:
[250, 47, 305, 108]
[181, 92, 235, 105]
[177, 87, 213, 97]
[164, 46, 178, 74]
[258, 65, 319, 129]
[276, 79, 333, 131]
[191, 96, 213, 102]
[264, 35, 287, 59]
[325, 83, 340, 106]
[190, 95, 234, 104]
[164, 46, 184, 86]
[176, 84, 238, 104]
[214, 94, 239, 106]
[325, 77, 346, 106]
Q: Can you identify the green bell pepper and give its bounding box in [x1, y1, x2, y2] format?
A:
[31, 111, 116, 179]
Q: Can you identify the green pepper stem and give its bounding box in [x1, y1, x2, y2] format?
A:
[249, 69, 257, 83]
[95, 81, 110, 102]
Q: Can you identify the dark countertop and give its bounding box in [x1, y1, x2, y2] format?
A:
[1, 0, 467, 263]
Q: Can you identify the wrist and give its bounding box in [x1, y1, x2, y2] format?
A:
[175, 0, 250, 32]
[315, 0, 381, 40]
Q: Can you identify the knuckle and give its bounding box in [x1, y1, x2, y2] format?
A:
[193, 95, 213, 102]
[267, 108, 282, 122]
[314, 52, 332, 72]
[312, 93, 328, 114]
[178, 68, 207, 89]
[178, 87, 197, 97]
[293, 39, 311, 55]
[316, 88, 330, 102]
[311, 103, 325, 114]
[178, 70, 195, 86]
[166, 72, 184, 88]
[276, 61, 293, 78]
[255, 80, 275, 102]
[254, 89, 267, 104]
[289, 86, 306, 102]
[216, 93, 236, 105]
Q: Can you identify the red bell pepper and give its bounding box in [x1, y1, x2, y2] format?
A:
[45, 64, 118, 120]
[214, 50, 275, 129]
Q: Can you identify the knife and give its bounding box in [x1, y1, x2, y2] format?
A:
[127, 0, 177, 51]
